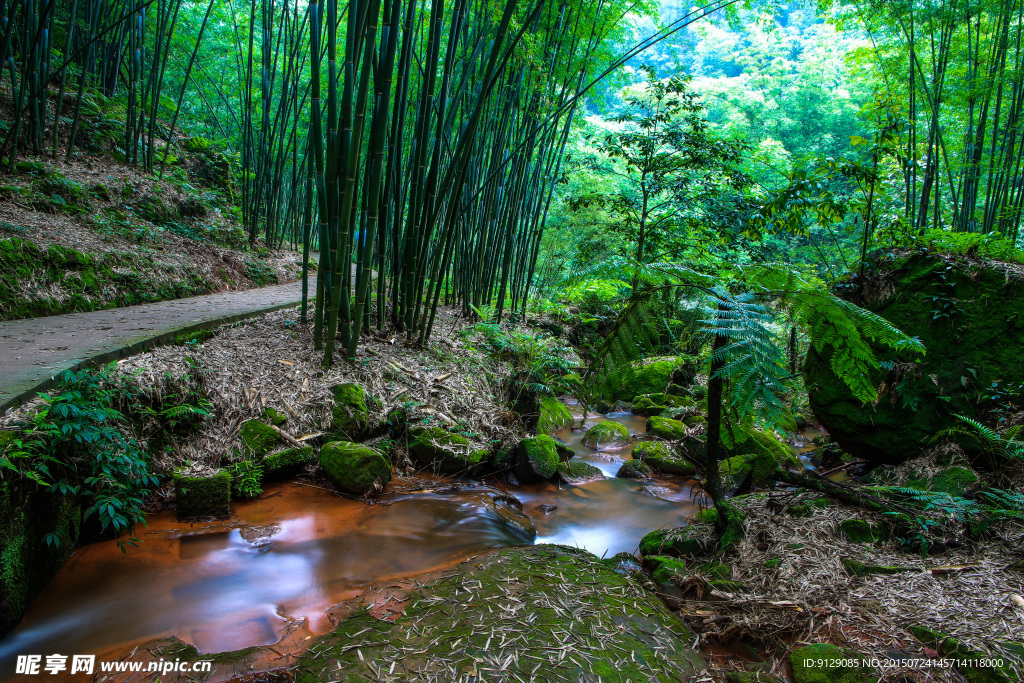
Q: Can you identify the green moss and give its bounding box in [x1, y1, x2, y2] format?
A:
[763, 558, 783, 568]
[708, 579, 747, 593]
[318, 441, 391, 496]
[514, 434, 560, 482]
[582, 420, 631, 449]
[537, 396, 573, 434]
[173, 469, 231, 520]
[554, 440, 575, 462]
[790, 643, 875, 683]
[262, 447, 315, 480]
[639, 527, 706, 558]
[262, 407, 287, 426]
[173, 328, 215, 346]
[645, 555, 688, 584]
[840, 557, 915, 576]
[293, 545, 704, 682]
[0, 481, 81, 635]
[805, 252, 1024, 465]
[906, 466, 980, 496]
[646, 416, 688, 440]
[839, 519, 888, 543]
[693, 508, 720, 525]
[633, 440, 698, 477]
[906, 627, 1015, 682]
[408, 426, 489, 475]
[616, 459, 652, 479]
[557, 460, 603, 482]
[238, 419, 279, 456]
[330, 383, 369, 438]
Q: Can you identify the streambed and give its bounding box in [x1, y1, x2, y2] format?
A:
[0, 409, 702, 663]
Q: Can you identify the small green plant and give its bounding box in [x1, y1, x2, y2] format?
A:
[34, 368, 160, 549]
[226, 458, 263, 499]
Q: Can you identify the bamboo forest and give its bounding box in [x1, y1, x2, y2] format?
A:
[2, 0, 1024, 679]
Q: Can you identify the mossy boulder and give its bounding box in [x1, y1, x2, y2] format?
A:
[646, 416, 688, 440]
[732, 428, 801, 469]
[582, 420, 631, 450]
[0, 482, 81, 636]
[639, 527, 707, 558]
[633, 440, 697, 477]
[790, 643, 875, 683]
[557, 460, 603, 482]
[262, 446, 316, 480]
[408, 426, 489, 476]
[513, 434, 560, 483]
[554, 440, 575, 462]
[804, 252, 1024, 465]
[330, 383, 370, 438]
[602, 356, 696, 402]
[174, 469, 231, 520]
[537, 397, 573, 434]
[238, 419, 279, 456]
[632, 393, 692, 417]
[616, 459, 653, 479]
[261, 407, 287, 426]
[293, 545, 705, 682]
[318, 441, 391, 496]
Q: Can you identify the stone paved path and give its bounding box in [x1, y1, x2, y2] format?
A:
[0, 277, 317, 413]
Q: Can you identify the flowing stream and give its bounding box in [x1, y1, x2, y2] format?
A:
[0, 408, 704, 663]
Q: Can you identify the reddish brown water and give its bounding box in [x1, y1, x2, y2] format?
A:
[0, 409, 703, 665]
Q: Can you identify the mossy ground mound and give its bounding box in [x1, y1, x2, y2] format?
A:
[805, 252, 1024, 464]
[294, 545, 705, 682]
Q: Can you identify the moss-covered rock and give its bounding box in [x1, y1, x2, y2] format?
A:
[537, 397, 574, 434]
[790, 643, 875, 683]
[262, 446, 316, 480]
[639, 527, 707, 558]
[633, 440, 697, 477]
[318, 441, 391, 496]
[631, 393, 692, 417]
[238, 419, 279, 456]
[557, 460, 604, 483]
[554, 440, 575, 462]
[646, 416, 688, 440]
[582, 420, 631, 450]
[616, 459, 653, 479]
[732, 428, 801, 469]
[906, 466, 980, 496]
[513, 434, 560, 482]
[0, 482, 81, 636]
[683, 414, 707, 428]
[718, 450, 778, 493]
[805, 252, 1024, 465]
[293, 545, 705, 682]
[408, 426, 489, 476]
[174, 469, 231, 520]
[330, 383, 370, 439]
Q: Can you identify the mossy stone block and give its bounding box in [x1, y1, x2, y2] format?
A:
[174, 470, 231, 520]
[319, 441, 391, 496]
[634, 440, 697, 477]
[262, 446, 316, 480]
